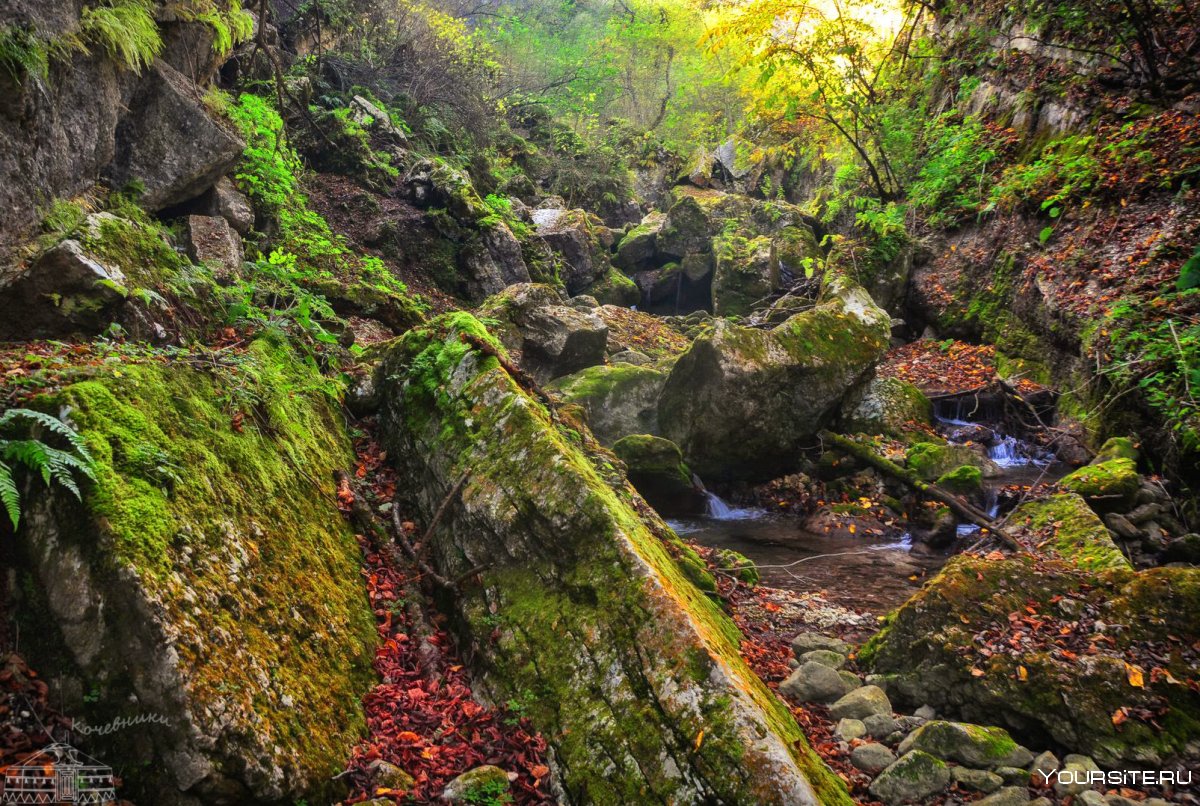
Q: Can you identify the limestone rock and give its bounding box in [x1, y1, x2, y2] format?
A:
[615, 212, 665, 270]
[905, 441, 1001, 480]
[792, 633, 852, 656]
[478, 284, 607, 383]
[460, 223, 532, 301]
[659, 277, 891, 480]
[1053, 754, 1100, 797]
[800, 649, 846, 669]
[1060, 458, 1141, 510]
[367, 759, 415, 792]
[107, 61, 244, 210]
[976, 787, 1034, 806]
[829, 686, 892, 721]
[0, 240, 127, 339]
[868, 750, 950, 805]
[842, 376, 933, 439]
[836, 718, 867, 741]
[898, 721, 1033, 768]
[202, 176, 255, 235]
[534, 208, 613, 295]
[951, 766, 1004, 793]
[863, 713, 898, 738]
[185, 215, 243, 280]
[780, 661, 852, 703]
[850, 742, 895, 774]
[549, 363, 666, 444]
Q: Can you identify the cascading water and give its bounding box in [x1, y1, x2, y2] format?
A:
[703, 491, 765, 521]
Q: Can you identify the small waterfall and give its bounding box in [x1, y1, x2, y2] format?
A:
[988, 435, 1023, 467]
[703, 491, 764, 521]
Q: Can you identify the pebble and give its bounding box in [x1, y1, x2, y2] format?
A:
[914, 704, 936, 720]
[863, 713, 898, 738]
[1028, 750, 1059, 785]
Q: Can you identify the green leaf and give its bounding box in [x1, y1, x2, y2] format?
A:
[1039, 226, 1055, 244]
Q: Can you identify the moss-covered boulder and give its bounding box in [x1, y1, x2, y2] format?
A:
[1060, 457, 1141, 510]
[377, 313, 851, 805]
[659, 276, 892, 480]
[13, 338, 376, 804]
[897, 721, 1032, 768]
[937, 465, 983, 496]
[614, 212, 665, 270]
[711, 231, 776, 318]
[477, 283, 608, 383]
[842, 376, 934, 439]
[860, 554, 1200, 768]
[532, 207, 613, 295]
[612, 434, 704, 516]
[549, 362, 667, 445]
[1010, 493, 1131, 571]
[583, 266, 640, 307]
[906, 441, 1001, 481]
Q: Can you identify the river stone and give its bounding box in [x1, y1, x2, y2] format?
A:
[1053, 754, 1100, 797]
[863, 713, 898, 738]
[914, 704, 936, 720]
[829, 685, 891, 721]
[610, 349, 653, 366]
[850, 742, 895, 774]
[800, 649, 846, 669]
[1029, 750, 1058, 784]
[898, 721, 1033, 768]
[838, 671, 863, 691]
[836, 718, 866, 741]
[952, 766, 1004, 793]
[1077, 792, 1107, 806]
[443, 766, 512, 802]
[868, 750, 950, 805]
[976, 787, 1034, 806]
[791, 633, 851, 656]
[779, 661, 851, 703]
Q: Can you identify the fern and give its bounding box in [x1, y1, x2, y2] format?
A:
[0, 409, 96, 529]
[80, 0, 163, 74]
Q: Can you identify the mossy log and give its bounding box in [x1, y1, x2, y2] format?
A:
[818, 430, 1021, 551]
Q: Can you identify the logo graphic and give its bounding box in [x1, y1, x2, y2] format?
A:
[1, 743, 116, 804]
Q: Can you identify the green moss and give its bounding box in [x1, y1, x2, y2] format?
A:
[906, 442, 990, 481]
[995, 351, 1052, 386]
[1095, 436, 1139, 462]
[936, 464, 982, 495]
[583, 267, 640, 307]
[38, 338, 376, 791]
[383, 313, 852, 805]
[714, 548, 760, 585]
[1059, 458, 1140, 505]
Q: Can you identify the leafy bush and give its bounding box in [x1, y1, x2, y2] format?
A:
[1, 409, 96, 529]
[907, 113, 1002, 227]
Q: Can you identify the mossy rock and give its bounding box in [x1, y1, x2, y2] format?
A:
[711, 231, 775, 318]
[613, 434, 705, 516]
[897, 721, 1031, 768]
[377, 313, 852, 805]
[1094, 436, 1139, 462]
[15, 338, 376, 802]
[713, 548, 760, 585]
[861, 554, 1200, 768]
[1059, 458, 1140, 509]
[843, 376, 934, 439]
[583, 267, 640, 307]
[1010, 493, 1130, 571]
[906, 442, 999, 481]
[936, 465, 983, 496]
[549, 363, 666, 445]
[659, 276, 892, 481]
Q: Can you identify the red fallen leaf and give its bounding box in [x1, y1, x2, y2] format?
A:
[231, 411, 244, 433]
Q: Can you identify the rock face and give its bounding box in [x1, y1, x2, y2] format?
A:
[860, 553, 1200, 768]
[532, 207, 613, 295]
[0, 240, 129, 339]
[107, 61, 244, 209]
[185, 215, 243, 279]
[477, 284, 608, 383]
[13, 339, 376, 804]
[659, 276, 892, 480]
[549, 363, 667, 444]
[377, 313, 852, 805]
[460, 223, 532, 300]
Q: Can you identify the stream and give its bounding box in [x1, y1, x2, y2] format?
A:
[669, 399, 1070, 616]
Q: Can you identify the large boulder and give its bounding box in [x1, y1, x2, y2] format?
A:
[659, 276, 892, 480]
[549, 363, 667, 444]
[1059, 458, 1141, 510]
[477, 283, 607, 383]
[1009, 493, 1131, 571]
[711, 225, 820, 318]
[459, 223, 532, 300]
[860, 552, 1200, 768]
[376, 313, 852, 805]
[532, 207, 614, 295]
[107, 61, 244, 210]
[13, 339, 376, 804]
[614, 212, 665, 270]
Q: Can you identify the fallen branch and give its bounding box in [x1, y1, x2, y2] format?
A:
[818, 430, 1023, 552]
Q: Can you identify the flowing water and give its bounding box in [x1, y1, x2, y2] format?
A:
[672, 497, 942, 615]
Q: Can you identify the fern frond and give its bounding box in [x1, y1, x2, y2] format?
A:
[2, 440, 51, 485]
[0, 461, 19, 529]
[0, 409, 93, 462]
